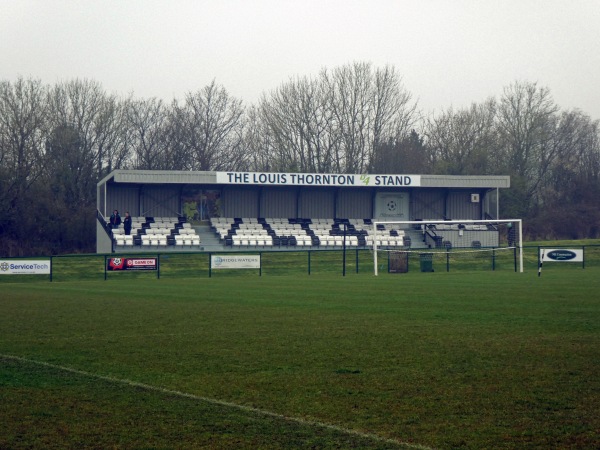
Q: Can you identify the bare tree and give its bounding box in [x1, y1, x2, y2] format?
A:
[371, 65, 418, 161]
[173, 81, 246, 171]
[424, 99, 497, 175]
[0, 77, 48, 246]
[259, 62, 418, 173]
[36, 79, 129, 253]
[323, 63, 372, 172]
[259, 75, 335, 172]
[497, 82, 558, 177]
[370, 130, 430, 174]
[127, 97, 170, 169]
[537, 111, 600, 237]
[161, 100, 193, 170]
[93, 94, 130, 176]
[46, 79, 129, 178]
[328, 63, 418, 172]
[550, 110, 600, 187]
[244, 104, 277, 171]
[495, 82, 559, 217]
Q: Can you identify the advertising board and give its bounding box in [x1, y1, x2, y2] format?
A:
[0, 260, 51, 275]
[211, 255, 261, 269]
[107, 257, 158, 271]
[540, 249, 583, 262]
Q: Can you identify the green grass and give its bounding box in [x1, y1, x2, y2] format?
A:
[1, 270, 599, 449]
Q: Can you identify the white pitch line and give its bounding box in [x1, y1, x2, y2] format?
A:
[2, 353, 433, 450]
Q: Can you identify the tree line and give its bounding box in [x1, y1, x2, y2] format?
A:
[1, 62, 599, 255]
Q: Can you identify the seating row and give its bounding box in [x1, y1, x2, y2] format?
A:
[112, 216, 201, 247]
[227, 235, 401, 247]
[210, 217, 410, 248]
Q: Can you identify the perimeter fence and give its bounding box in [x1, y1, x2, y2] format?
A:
[1, 245, 599, 283]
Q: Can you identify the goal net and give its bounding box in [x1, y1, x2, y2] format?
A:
[372, 219, 523, 275]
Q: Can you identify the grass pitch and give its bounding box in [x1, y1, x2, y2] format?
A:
[1, 269, 599, 449]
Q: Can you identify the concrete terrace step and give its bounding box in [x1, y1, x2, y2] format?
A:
[192, 223, 226, 251]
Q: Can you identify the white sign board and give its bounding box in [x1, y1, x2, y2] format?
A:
[216, 171, 421, 187]
[374, 192, 410, 221]
[211, 255, 261, 269]
[540, 249, 583, 262]
[0, 260, 51, 275]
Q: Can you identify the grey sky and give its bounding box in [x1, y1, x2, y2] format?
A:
[2, 0, 599, 119]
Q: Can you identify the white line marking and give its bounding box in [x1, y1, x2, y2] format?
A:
[1, 354, 433, 450]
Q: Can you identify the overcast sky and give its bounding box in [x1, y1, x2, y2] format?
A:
[2, 0, 599, 119]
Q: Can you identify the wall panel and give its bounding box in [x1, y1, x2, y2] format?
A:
[411, 190, 445, 220]
[106, 185, 140, 217]
[337, 189, 372, 219]
[221, 188, 259, 218]
[260, 189, 297, 218]
[141, 186, 181, 217]
[446, 191, 481, 220]
[298, 189, 335, 219]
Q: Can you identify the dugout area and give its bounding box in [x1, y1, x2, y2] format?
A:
[96, 170, 510, 254]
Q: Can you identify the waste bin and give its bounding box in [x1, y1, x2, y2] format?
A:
[420, 253, 434, 272]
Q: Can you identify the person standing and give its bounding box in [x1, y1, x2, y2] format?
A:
[123, 212, 132, 235]
[110, 210, 121, 229]
[507, 222, 516, 247]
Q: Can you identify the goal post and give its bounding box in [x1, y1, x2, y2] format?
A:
[372, 219, 523, 275]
